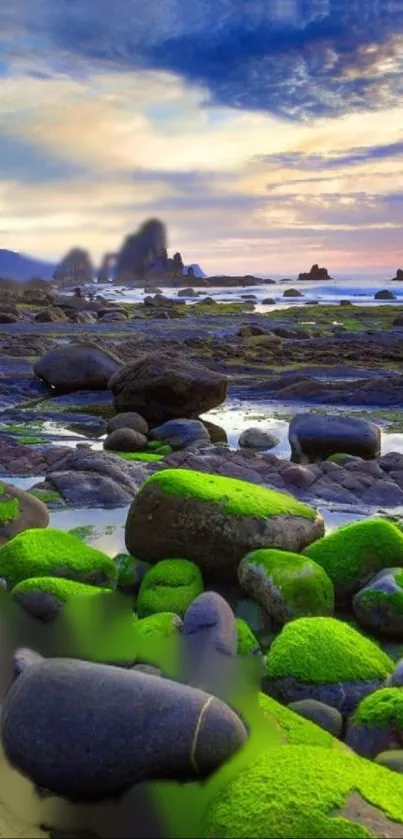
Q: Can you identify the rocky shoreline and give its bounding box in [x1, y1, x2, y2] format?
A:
[1, 289, 403, 837]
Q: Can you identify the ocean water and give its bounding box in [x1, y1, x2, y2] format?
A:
[94, 274, 403, 309]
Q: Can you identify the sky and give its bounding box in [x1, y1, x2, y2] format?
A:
[1, 0, 403, 276]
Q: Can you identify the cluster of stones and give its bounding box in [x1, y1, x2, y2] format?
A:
[2, 465, 403, 836]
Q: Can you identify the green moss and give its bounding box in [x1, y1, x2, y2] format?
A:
[114, 553, 150, 592]
[116, 452, 163, 462]
[356, 586, 403, 624]
[17, 436, 44, 445]
[236, 618, 261, 656]
[11, 576, 111, 603]
[352, 687, 403, 729]
[68, 524, 95, 541]
[259, 693, 342, 749]
[145, 469, 318, 520]
[69, 404, 116, 419]
[202, 744, 403, 838]
[0, 528, 117, 589]
[29, 489, 62, 504]
[135, 611, 182, 639]
[244, 548, 334, 618]
[304, 519, 403, 599]
[153, 444, 173, 455]
[138, 558, 203, 618]
[327, 453, 350, 464]
[266, 617, 394, 684]
[147, 440, 164, 451]
[0, 497, 19, 523]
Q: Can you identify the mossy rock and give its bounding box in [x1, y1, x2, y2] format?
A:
[236, 618, 261, 656]
[259, 693, 345, 750]
[11, 576, 111, 621]
[353, 569, 403, 639]
[265, 617, 394, 714]
[346, 688, 403, 759]
[0, 482, 49, 547]
[304, 519, 403, 603]
[238, 548, 334, 625]
[202, 744, 403, 838]
[114, 553, 150, 593]
[125, 469, 324, 582]
[137, 558, 204, 619]
[0, 528, 117, 589]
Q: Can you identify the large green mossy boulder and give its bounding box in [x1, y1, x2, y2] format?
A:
[265, 617, 394, 715]
[0, 528, 117, 589]
[125, 469, 324, 582]
[11, 576, 112, 621]
[238, 548, 334, 625]
[304, 519, 403, 603]
[202, 745, 403, 838]
[137, 558, 204, 619]
[346, 687, 403, 759]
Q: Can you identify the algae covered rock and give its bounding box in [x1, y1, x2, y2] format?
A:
[202, 744, 403, 838]
[346, 688, 403, 759]
[353, 568, 403, 638]
[0, 481, 49, 547]
[11, 576, 111, 621]
[265, 617, 394, 714]
[137, 558, 204, 619]
[1, 651, 248, 800]
[125, 469, 324, 582]
[238, 548, 334, 625]
[236, 618, 261, 657]
[304, 519, 403, 603]
[0, 528, 117, 590]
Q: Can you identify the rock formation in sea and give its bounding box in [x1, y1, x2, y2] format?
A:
[53, 248, 95, 287]
[298, 264, 331, 281]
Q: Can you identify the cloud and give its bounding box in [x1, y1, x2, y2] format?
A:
[2, 1, 403, 121]
[259, 140, 403, 171]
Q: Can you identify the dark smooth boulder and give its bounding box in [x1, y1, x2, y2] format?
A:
[289, 414, 380, 463]
[108, 353, 227, 423]
[104, 428, 147, 452]
[150, 419, 210, 450]
[34, 342, 122, 394]
[107, 412, 149, 436]
[1, 650, 248, 801]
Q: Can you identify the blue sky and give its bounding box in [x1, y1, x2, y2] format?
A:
[1, 0, 403, 274]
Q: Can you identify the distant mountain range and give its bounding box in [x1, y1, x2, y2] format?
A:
[0, 249, 206, 282]
[0, 249, 56, 281]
